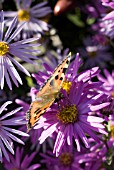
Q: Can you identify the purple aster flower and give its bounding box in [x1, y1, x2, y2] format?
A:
[30, 53, 110, 156]
[35, 81, 109, 156]
[4, 1, 52, 38]
[99, 0, 114, 39]
[3, 146, 40, 170]
[0, 11, 39, 90]
[78, 37, 112, 69]
[0, 101, 29, 162]
[40, 144, 84, 170]
[81, 138, 114, 170]
[98, 69, 114, 98]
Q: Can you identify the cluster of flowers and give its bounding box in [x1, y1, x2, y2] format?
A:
[0, 0, 114, 169]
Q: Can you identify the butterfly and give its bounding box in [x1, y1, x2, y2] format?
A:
[26, 53, 71, 131]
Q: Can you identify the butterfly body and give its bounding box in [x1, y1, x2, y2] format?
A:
[26, 53, 71, 131]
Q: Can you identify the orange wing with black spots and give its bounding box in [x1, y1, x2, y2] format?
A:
[26, 53, 71, 131]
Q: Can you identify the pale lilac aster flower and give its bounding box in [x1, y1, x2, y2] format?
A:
[4, 0, 52, 38]
[0, 11, 39, 90]
[31, 54, 109, 156]
[41, 145, 84, 170]
[3, 146, 40, 170]
[0, 101, 29, 162]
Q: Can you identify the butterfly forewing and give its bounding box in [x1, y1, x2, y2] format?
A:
[26, 53, 71, 131]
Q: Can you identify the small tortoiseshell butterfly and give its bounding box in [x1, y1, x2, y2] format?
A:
[26, 53, 71, 131]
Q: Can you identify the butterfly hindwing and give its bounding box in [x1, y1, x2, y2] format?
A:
[26, 53, 71, 131]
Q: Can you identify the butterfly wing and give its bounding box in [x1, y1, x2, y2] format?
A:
[26, 53, 71, 131]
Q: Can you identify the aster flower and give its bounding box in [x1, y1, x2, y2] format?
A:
[4, 0, 52, 39]
[78, 37, 112, 69]
[31, 53, 109, 156]
[0, 101, 29, 162]
[36, 81, 109, 156]
[41, 144, 84, 170]
[3, 146, 40, 170]
[81, 138, 114, 170]
[0, 11, 39, 90]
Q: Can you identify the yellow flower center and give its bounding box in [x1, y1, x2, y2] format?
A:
[57, 105, 78, 123]
[0, 42, 9, 56]
[18, 9, 30, 21]
[59, 152, 73, 166]
[110, 125, 114, 138]
[62, 80, 72, 93]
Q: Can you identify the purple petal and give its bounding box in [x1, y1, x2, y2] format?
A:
[10, 37, 39, 46]
[0, 57, 4, 89]
[0, 11, 4, 41]
[90, 102, 110, 111]
[4, 65, 12, 89]
[0, 138, 9, 162]
[5, 56, 22, 85]
[0, 101, 12, 115]
[7, 22, 26, 43]
[0, 133, 14, 154]
[3, 130, 25, 145]
[31, 2, 48, 10]
[39, 123, 57, 144]
[8, 56, 30, 76]
[27, 164, 40, 170]
[1, 107, 22, 120]
[67, 124, 73, 145]
[74, 123, 89, 148]
[4, 16, 17, 42]
[3, 126, 29, 137]
[73, 128, 81, 151]
[103, 11, 114, 20]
